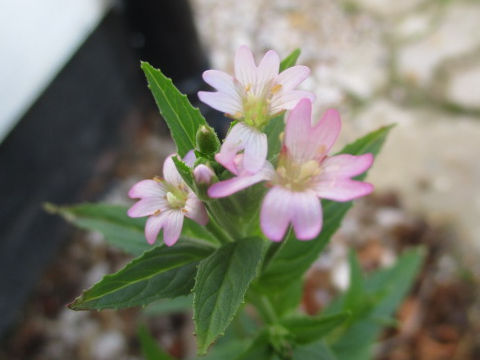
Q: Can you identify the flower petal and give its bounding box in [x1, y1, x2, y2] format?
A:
[215, 123, 250, 174]
[198, 91, 242, 115]
[270, 89, 315, 113]
[290, 191, 322, 240]
[208, 164, 272, 198]
[255, 50, 280, 96]
[202, 70, 239, 99]
[185, 196, 209, 225]
[320, 153, 374, 179]
[145, 213, 167, 245]
[235, 45, 257, 87]
[162, 210, 184, 246]
[275, 65, 310, 91]
[128, 179, 165, 199]
[243, 130, 268, 173]
[183, 150, 196, 168]
[314, 179, 374, 202]
[163, 155, 184, 186]
[284, 100, 340, 162]
[260, 186, 293, 242]
[128, 197, 166, 218]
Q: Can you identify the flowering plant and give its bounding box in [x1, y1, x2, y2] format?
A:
[50, 47, 423, 359]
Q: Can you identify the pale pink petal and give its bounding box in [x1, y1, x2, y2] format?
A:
[128, 197, 166, 218]
[128, 179, 165, 199]
[183, 150, 196, 168]
[255, 50, 280, 96]
[198, 91, 242, 115]
[184, 196, 209, 225]
[321, 153, 374, 179]
[270, 90, 316, 113]
[162, 211, 184, 246]
[260, 186, 293, 242]
[284, 98, 315, 161]
[145, 213, 167, 245]
[275, 65, 310, 91]
[163, 155, 184, 186]
[314, 179, 374, 202]
[215, 123, 251, 174]
[285, 101, 341, 162]
[235, 45, 257, 87]
[290, 191, 322, 240]
[243, 130, 268, 173]
[193, 164, 215, 184]
[312, 108, 341, 154]
[208, 167, 271, 198]
[202, 70, 240, 99]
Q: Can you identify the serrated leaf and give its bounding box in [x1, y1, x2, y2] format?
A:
[141, 61, 214, 157]
[172, 156, 196, 191]
[193, 237, 266, 354]
[47, 203, 218, 254]
[45, 203, 149, 256]
[279, 49, 301, 72]
[235, 331, 272, 360]
[70, 242, 213, 310]
[138, 325, 174, 360]
[292, 341, 338, 360]
[198, 340, 250, 360]
[281, 313, 349, 344]
[258, 125, 393, 290]
[327, 247, 424, 360]
[144, 295, 192, 316]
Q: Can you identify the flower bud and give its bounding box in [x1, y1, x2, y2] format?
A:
[195, 125, 219, 155]
[193, 164, 215, 185]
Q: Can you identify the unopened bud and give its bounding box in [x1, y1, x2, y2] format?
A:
[195, 125, 219, 155]
[193, 164, 215, 185]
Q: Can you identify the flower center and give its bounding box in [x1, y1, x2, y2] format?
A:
[275, 157, 321, 191]
[165, 184, 188, 209]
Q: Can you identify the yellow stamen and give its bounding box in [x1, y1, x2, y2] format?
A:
[153, 176, 162, 183]
[153, 209, 161, 216]
[271, 83, 282, 94]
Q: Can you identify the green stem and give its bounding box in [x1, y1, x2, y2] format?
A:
[207, 200, 242, 239]
[205, 216, 233, 245]
[256, 295, 278, 325]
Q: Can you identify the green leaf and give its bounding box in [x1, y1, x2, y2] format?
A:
[45, 203, 149, 256]
[193, 237, 266, 354]
[144, 295, 192, 316]
[292, 341, 337, 360]
[235, 331, 272, 360]
[138, 325, 174, 360]
[328, 247, 425, 360]
[343, 250, 366, 312]
[141, 61, 214, 157]
[258, 125, 393, 290]
[267, 280, 303, 318]
[281, 313, 349, 344]
[198, 340, 250, 360]
[264, 115, 285, 162]
[279, 49, 301, 72]
[70, 242, 213, 310]
[172, 156, 196, 192]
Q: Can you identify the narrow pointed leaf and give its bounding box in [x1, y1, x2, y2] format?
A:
[327, 247, 425, 360]
[141, 61, 216, 157]
[292, 341, 337, 360]
[281, 313, 349, 344]
[70, 242, 213, 310]
[45, 202, 149, 255]
[194, 237, 266, 354]
[138, 325, 174, 360]
[280, 49, 301, 72]
[258, 125, 394, 289]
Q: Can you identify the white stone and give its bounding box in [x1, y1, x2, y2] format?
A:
[447, 64, 480, 109]
[398, 3, 480, 86]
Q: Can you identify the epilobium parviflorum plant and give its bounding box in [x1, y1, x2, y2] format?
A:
[48, 46, 424, 359]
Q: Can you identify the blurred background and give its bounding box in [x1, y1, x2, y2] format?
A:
[0, 0, 479, 359]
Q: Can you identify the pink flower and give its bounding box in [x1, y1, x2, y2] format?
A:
[208, 99, 374, 242]
[193, 164, 215, 185]
[128, 154, 208, 246]
[198, 45, 315, 173]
